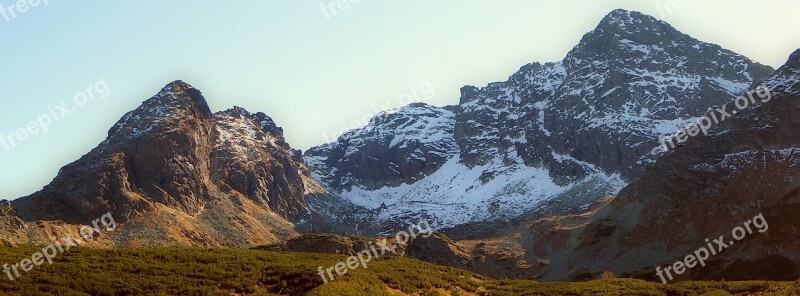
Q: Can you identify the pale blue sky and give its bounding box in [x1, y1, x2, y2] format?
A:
[1, 0, 799, 199]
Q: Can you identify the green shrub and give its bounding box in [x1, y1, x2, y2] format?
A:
[0, 246, 795, 295]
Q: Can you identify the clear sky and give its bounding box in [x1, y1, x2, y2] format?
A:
[1, 0, 799, 199]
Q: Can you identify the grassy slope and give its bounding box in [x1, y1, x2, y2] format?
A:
[0, 247, 796, 296]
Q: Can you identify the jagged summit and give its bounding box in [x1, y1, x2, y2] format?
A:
[597, 9, 664, 29]
[305, 9, 775, 233]
[781, 48, 800, 70]
[588, 9, 682, 45]
[155, 80, 212, 118]
[252, 111, 284, 139]
[367, 102, 444, 126]
[108, 80, 213, 140]
[520, 49, 800, 282]
[5, 81, 319, 247]
[214, 105, 293, 152]
[762, 48, 800, 95]
[218, 105, 251, 116]
[305, 103, 457, 193]
[570, 9, 710, 68]
[163, 79, 194, 91]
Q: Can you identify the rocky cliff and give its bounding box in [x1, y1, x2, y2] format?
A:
[304, 9, 774, 236]
[3, 81, 325, 247]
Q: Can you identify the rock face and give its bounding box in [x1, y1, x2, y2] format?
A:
[7, 81, 324, 247]
[525, 48, 800, 282]
[406, 233, 540, 279]
[258, 233, 405, 257]
[267, 231, 540, 280]
[304, 9, 773, 235]
[211, 107, 308, 221]
[458, 9, 773, 178]
[0, 201, 25, 246]
[396, 51, 800, 280]
[305, 103, 458, 191]
[405, 234, 471, 270]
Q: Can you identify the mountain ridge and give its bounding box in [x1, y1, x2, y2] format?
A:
[0, 12, 795, 287]
[303, 8, 775, 236]
[2, 81, 323, 247]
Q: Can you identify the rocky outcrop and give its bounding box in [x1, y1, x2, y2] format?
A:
[401, 50, 799, 281]
[211, 107, 308, 221]
[7, 81, 323, 247]
[305, 103, 458, 191]
[405, 234, 471, 270]
[304, 9, 773, 235]
[268, 231, 540, 280]
[456, 9, 773, 178]
[518, 49, 800, 281]
[295, 47, 798, 283]
[258, 233, 405, 256]
[294, 47, 800, 285]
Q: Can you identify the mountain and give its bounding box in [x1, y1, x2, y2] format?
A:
[524, 48, 800, 281]
[1, 81, 326, 247]
[0, 10, 794, 285]
[306, 103, 459, 191]
[303, 9, 774, 236]
[395, 49, 800, 281]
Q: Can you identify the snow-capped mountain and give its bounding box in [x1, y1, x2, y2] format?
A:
[306, 103, 459, 191]
[0, 8, 791, 258]
[304, 9, 774, 234]
[523, 48, 800, 281]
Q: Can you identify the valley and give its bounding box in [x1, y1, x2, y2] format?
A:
[1, 7, 799, 295]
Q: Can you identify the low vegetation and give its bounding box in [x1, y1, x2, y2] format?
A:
[0, 246, 796, 295]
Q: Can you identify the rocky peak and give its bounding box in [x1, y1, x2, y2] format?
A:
[787, 48, 800, 69]
[367, 103, 451, 128]
[568, 9, 771, 83]
[7, 81, 317, 247]
[521, 50, 800, 282]
[215, 106, 291, 151]
[762, 48, 800, 95]
[304, 10, 775, 235]
[253, 112, 281, 135]
[219, 105, 251, 117]
[458, 86, 480, 105]
[108, 80, 213, 140]
[575, 9, 682, 58]
[774, 48, 800, 77]
[209, 106, 310, 221]
[452, 6, 774, 172]
[595, 9, 676, 38]
[253, 112, 289, 149]
[304, 103, 457, 191]
[153, 80, 213, 119]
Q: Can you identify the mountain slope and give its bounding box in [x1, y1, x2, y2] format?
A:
[2, 81, 325, 247]
[305, 103, 459, 192]
[517, 49, 800, 281]
[350, 50, 800, 281]
[304, 9, 774, 235]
